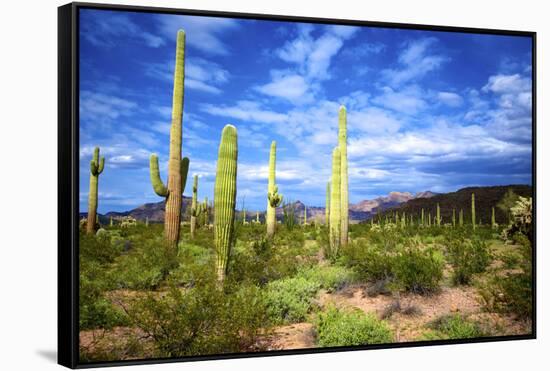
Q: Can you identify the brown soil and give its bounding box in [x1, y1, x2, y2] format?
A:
[264, 323, 316, 350]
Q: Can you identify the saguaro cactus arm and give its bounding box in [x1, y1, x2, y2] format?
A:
[90, 147, 105, 176]
[150, 154, 168, 197]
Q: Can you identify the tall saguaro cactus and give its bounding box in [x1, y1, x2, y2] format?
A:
[459, 209, 464, 227]
[471, 193, 476, 230]
[329, 147, 342, 259]
[266, 141, 283, 238]
[325, 182, 330, 225]
[190, 175, 199, 238]
[214, 125, 238, 283]
[87, 147, 105, 234]
[491, 207, 496, 229]
[338, 106, 349, 246]
[452, 209, 456, 228]
[149, 30, 189, 246]
[436, 203, 441, 227]
[421, 208, 425, 226]
[303, 205, 307, 225]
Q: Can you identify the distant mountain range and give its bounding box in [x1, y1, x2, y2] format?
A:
[80, 190, 437, 224]
[80, 185, 531, 225]
[380, 184, 532, 225]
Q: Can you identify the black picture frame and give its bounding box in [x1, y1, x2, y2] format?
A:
[58, 2, 537, 368]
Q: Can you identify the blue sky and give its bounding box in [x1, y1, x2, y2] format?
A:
[79, 9, 533, 213]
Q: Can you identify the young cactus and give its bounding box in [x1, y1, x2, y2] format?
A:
[452, 209, 456, 228]
[329, 146, 341, 260]
[471, 193, 476, 231]
[266, 141, 283, 238]
[190, 175, 201, 238]
[86, 147, 105, 234]
[214, 125, 238, 283]
[325, 181, 330, 225]
[338, 106, 349, 246]
[149, 30, 190, 246]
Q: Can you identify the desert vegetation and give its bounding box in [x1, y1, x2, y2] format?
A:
[79, 29, 533, 362]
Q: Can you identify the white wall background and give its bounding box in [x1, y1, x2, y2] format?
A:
[0, 0, 546, 369]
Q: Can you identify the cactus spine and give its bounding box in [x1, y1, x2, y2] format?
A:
[329, 147, 341, 259]
[325, 182, 330, 225]
[436, 203, 441, 227]
[87, 147, 105, 234]
[266, 141, 283, 238]
[190, 175, 199, 238]
[471, 193, 476, 230]
[214, 125, 238, 283]
[149, 30, 189, 246]
[338, 106, 349, 246]
[459, 209, 464, 226]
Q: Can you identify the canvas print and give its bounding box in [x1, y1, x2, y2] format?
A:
[78, 7, 534, 363]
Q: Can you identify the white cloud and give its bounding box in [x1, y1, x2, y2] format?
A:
[438, 92, 464, 107]
[382, 37, 448, 86]
[81, 11, 164, 48]
[372, 86, 427, 115]
[482, 74, 531, 94]
[156, 15, 240, 55]
[254, 72, 314, 103]
[200, 100, 288, 124]
[144, 57, 230, 95]
[80, 91, 137, 121]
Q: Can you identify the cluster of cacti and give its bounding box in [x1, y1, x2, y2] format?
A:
[328, 146, 342, 259]
[87, 147, 105, 234]
[214, 125, 238, 283]
[120, 216, 137, 228]
[503, 196, 532, 243]
[266, 141, 283, 238]
[149, 30, 189, 246]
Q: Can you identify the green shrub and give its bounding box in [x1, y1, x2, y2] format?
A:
[421, 314, 485, 340]
[265, 276, 321, 324]
[315, 306, 393, 346]
[110, 237, 179, 290]
[126, 282, 269, 358]
[340, 240, 394, 282]
[79, 260, 128, 330]
[393, 245, 444, 294]
[477, 237, 532, 318]
[446, 236, 492, 285]
[298, 265, 357, 292]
